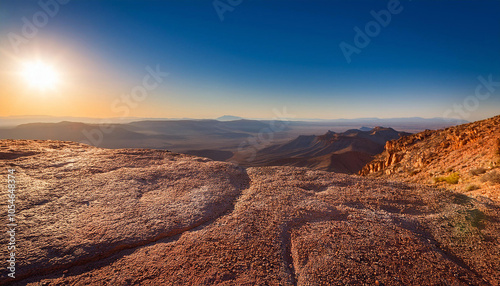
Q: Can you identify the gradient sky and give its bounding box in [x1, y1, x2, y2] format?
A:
[1, 0, 499, 120]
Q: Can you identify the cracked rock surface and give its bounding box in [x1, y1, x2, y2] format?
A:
[1, 140, 499, 285]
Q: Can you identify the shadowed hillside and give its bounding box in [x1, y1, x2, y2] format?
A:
[243, 127, 410, 174]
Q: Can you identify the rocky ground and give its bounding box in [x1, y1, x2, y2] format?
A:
[1, 139, 500, 285]
[361, 115, 500, 203]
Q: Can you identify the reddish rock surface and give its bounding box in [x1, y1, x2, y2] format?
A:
[1, 140, 499, 285]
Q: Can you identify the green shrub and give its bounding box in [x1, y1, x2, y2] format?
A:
[434, 172, 460, 184]
[469, 167, 487, 176]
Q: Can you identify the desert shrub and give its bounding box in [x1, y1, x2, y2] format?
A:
[466, 209, 486, 229]
[481, 170, 500, 184]
[465, 184, 480, 192]
[433, 172, 460, 184]
[469, 167, 487, 176]
[408, 169, 420, 176]
[449, 209, 486, 238]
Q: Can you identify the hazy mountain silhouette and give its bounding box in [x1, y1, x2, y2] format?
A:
[0, 118, 464, 162]
[216, 115, 244, 121]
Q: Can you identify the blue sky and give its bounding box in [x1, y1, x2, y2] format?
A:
[1, 0, 499, 120]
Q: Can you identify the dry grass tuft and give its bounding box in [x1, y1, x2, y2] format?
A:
[481, 170, 500, 184]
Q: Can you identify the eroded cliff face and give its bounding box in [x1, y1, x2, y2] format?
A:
[361, 115, 500, 202]
[1, 140, 500, 285]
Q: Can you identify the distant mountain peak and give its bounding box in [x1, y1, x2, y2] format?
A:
[216, 115, 244, 121]
[370, 126, 396, 132]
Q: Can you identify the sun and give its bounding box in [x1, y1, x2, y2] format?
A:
[21, 61, 60, 91]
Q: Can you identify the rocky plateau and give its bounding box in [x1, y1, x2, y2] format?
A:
[1, 138, 499, 285]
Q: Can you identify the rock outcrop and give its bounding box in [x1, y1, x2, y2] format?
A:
[1, 139, 500, 285]
[361, 115, 500, 202]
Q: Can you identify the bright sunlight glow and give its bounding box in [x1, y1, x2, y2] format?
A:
[22, 61, 60, 91]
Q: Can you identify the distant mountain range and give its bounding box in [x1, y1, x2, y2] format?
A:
[0, 115, 468, 129]
[0, 117, 467, 171]
[242, 127, 410, 174]
[0, 120, 274, 150]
